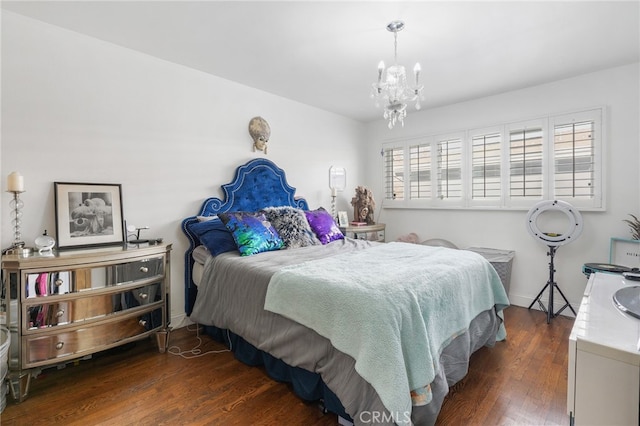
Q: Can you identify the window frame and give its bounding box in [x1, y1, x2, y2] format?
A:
[380, 107, 605, 211]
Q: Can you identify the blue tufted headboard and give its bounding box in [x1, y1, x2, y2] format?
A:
[181, 158, 309, 315]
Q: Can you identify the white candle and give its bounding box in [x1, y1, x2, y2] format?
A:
[331, 187, 338, 197]
[377, 61, 385, 83]
[7, 172, 24, 192]
[414, 63, 421, 86]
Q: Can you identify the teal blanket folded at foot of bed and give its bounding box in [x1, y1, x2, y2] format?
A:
[264, 242, 509, 426]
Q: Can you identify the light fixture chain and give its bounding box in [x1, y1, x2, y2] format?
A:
[394, 30, 398, 64]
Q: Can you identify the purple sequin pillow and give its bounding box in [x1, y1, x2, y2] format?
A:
[304, 208, 344, 245]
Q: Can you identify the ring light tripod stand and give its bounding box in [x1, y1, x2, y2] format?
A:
[526, 200, 583, 323]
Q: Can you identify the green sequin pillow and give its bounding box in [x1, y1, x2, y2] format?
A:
[218, 211, 284, 256]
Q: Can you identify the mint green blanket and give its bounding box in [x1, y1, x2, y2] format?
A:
[264, 242, 509, 425]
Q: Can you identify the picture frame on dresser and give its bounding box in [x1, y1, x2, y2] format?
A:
[54, 182, 125, 250]
[337, 211, 349, 227]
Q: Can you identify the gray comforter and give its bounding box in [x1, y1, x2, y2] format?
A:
[190, 239, 502, 426]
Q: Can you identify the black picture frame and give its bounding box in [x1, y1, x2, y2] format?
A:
[54, 182, 125, 250]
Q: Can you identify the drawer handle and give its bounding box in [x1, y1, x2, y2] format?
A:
[138, 292, 148, 299]
[139, 319, 147, 327]
[55, 279, 64, 287]
[56, 309, 65, 318]
[55, 342, 64, 350]
[139, 266, 149, 273]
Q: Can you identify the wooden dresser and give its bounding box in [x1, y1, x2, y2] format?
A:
[1, 243, 171, 402]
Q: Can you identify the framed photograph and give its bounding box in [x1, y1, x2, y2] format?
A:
[337, 211, 349, 227]
[54, 182, 125, 250]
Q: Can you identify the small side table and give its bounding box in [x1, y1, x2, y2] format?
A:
[340, 223, 385, 242]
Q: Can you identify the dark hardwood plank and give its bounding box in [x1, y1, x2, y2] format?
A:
[1, 307, 572, 425]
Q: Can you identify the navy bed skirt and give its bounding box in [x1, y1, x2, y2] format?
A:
[203, 325, 351, 421]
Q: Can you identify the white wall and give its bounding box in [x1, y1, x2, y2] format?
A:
[365, 62, 640, 313]
[3, 10, 639, 324]
[0, 12, 365, 325]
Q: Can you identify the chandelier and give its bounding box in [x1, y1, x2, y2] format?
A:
[371, 21, 424, 129]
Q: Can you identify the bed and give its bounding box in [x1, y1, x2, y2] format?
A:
[181, 158, 509, 426]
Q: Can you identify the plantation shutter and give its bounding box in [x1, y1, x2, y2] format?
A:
[383, 146, 405, 200]
[472, 133, 501, 200]
[436, 138, 462, 200]
[509, 128, 543, 198]
[553, 120, 595, 199]
[409, 143, 431, 199]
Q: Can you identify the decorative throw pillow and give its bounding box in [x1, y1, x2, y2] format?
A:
[304, 207, 344, 245]
[261, 206, 321, 248]
[187, 217, 238, 256]
[218, 211, 284, 256]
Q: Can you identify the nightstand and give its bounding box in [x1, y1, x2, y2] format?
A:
[1, 243, 171, 402]
[340, 223, 385, 242]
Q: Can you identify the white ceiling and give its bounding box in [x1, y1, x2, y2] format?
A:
[3, 1, 639, 123]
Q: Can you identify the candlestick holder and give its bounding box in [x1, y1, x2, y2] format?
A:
[331, 194, 337, 220]
[8, 190, 25, 249]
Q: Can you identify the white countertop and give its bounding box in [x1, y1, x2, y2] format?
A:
[571, 272, 640, 358]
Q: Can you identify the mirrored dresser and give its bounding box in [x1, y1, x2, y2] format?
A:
[1, 243, 171, 402]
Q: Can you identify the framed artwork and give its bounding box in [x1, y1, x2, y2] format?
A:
[337, 211, 349, 227]
[54, 182, 125, 250]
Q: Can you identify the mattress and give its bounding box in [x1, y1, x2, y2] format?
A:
[191, 245, 210, 286]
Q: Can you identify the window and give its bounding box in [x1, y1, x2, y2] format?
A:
[381, 107, 604, 210]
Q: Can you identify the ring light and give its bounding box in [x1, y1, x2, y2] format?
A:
[526, 200, 583, 247]
[526, 199, 583, 323]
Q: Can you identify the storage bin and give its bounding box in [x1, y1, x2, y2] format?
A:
[466, 247, 515, 294]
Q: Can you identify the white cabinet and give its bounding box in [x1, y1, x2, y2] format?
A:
[568, 272, 640, 425]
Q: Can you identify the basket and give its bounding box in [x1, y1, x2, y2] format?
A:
[466, 247, 515, 294]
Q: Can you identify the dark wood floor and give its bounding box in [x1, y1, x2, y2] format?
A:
[1, 306, 573, 425]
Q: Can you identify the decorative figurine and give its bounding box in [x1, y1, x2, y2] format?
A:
[351, 186, 376, 225]
[249, 116, 270, 154]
